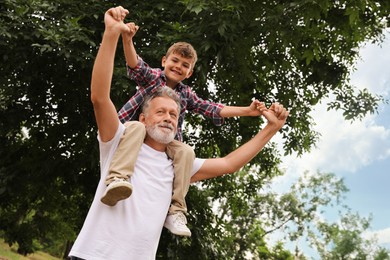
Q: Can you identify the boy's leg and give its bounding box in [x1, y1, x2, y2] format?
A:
[163, 140, 195, 237]
[101, 121, 146, 206]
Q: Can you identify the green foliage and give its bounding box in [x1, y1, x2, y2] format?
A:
[0, 0, 103, 255]
[309, 211, 387, 260]
[0, 0, 389, 258]
[267, 171, 390, 259]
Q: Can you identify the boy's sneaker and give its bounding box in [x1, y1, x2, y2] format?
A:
[101, 178, 133, 206]
[163, 212, 191, 237]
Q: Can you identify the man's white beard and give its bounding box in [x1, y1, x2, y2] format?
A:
[146, 122, 175, 144]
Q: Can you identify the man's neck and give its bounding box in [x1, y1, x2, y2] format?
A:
[143, 136, 168, 152]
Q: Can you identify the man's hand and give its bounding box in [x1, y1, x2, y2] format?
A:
[263, 103, 289, 130]
[104, 6, 130, 34]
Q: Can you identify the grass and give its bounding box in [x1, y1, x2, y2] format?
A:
[0, 239, 60, 260]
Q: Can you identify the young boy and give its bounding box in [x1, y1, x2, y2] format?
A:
[100, 20, 265, 237]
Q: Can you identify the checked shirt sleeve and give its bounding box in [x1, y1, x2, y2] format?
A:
[127, 56, 161, 88]
[183, 86, 225, 126]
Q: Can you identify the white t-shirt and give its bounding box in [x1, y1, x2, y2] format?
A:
[69, 123, 205, 260]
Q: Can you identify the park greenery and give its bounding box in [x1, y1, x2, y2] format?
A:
[1, 0, 389, 259]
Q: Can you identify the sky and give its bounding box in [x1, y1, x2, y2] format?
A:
[271, 29, 390, 255]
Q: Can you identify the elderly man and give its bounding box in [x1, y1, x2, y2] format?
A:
[69, 6, 289, 260]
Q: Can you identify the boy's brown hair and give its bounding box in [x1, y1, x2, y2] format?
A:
[166, 42, 198, 70]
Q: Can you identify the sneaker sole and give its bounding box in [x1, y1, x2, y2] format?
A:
[101, 182, 133, 206]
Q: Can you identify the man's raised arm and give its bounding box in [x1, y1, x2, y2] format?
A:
[191, 103, 289, 183]
[90, 7, 130, 142]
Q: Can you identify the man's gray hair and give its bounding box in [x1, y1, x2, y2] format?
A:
[141, 87, 181, 114]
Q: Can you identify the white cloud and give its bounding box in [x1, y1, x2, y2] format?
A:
[364, 227, 390, 245]
[276, 29, 390, 179]
[352, 29, 390, 95]
[277, 104, 390, 180]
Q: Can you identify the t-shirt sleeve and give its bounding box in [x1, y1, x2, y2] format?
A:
[97, 122, 125, 178]
[191, 158, 206, 177]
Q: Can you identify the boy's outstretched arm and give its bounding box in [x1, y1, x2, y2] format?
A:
[191, 103, 289, 182]
[219, 99, 266, 117]
[91, 6, 130, 142]
[122, 22, 139, 68]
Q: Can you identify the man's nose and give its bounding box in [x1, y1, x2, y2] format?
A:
[163, 112, 172, 122]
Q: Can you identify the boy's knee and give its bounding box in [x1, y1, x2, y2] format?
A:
[169, 141, 195, 160]
[124, 121, 146, 135]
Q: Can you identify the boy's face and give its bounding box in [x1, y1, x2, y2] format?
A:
[162, 52, 194, 86]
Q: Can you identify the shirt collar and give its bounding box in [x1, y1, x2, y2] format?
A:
[160, 71, 185, 91]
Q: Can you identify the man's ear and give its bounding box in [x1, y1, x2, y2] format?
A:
[139, 113, 146, 124]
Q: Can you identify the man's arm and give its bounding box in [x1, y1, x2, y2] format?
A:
[122, 22, 139, 68]
[191, 103, 289, 183]
[91, 7, 130, 142]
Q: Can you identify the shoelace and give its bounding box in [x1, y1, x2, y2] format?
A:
[112, 177, 127, 183]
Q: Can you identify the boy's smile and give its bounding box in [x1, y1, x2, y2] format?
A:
[162, 53, 194, 88]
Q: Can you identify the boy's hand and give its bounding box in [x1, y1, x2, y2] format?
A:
[249, 99, 265, 116]
[104, 6, 130, 33]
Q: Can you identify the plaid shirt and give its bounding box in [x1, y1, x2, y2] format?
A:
[118, 56, 225, 141]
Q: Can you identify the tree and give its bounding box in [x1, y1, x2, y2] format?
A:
[0, 0, 389, 257]
[255, 171, 390, 259]
[310, 211, 389, 260]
